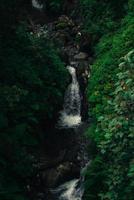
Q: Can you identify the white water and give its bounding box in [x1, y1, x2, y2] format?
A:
[58, 66, 81, 128]
[32, 0, 43, 10]
[51, 179, 84, 200]
[51, 162, 91, 200]
[54, 67, 86, 199]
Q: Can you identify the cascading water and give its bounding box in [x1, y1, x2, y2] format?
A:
[51, 179, 84, 200]
[58, 66, 81, 128]
[51, 162, 90, 200]
[54, 66, 86, 199]
[32, 0, 43, 9]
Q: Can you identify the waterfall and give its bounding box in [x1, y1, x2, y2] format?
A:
[51, 179, 84, 200]
[32, 0, 43, 10]
[51, 162, 90, 200]
[53, 66, 88, 200]
[58, 66, 81, 128]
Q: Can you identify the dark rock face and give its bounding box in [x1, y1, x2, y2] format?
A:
[42, 162, 79, 187]
[35, 129, 84, 187]
[74, 52, 88, 60]
[28, 123, 89, 200]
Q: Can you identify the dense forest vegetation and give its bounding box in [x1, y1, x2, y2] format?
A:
[81, 0, 134, 199]
[0, 0, 134, 200]
[0, 1, 69, 199]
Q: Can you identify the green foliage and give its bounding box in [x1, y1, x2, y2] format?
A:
[97, 51, 134, 199]
[84, 156, 107, 199]
[85, 49, 134, 200]
[0, 9, 68, 200]
[79, 0, 127, 43]
[83, 1, 134, 199]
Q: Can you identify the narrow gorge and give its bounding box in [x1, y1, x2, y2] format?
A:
[27, 12, 91, 200]
[1, 1, 133, 200]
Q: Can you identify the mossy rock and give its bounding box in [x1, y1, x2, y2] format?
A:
[56, 22, 69, 29]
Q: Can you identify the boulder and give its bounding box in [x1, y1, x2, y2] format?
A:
[74, 52, 88, 60]
[70, 61, 79, 67]
[42, 168, 61, 187]
[55, 15, 74, 30]
[42, 162, 79, 187]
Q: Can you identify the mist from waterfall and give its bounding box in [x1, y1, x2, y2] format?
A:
[58, 66, 81, 128]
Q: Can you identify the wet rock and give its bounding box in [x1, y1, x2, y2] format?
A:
[42, 162, 79, 187]
[58, 15, 74, 27]
[79, 32, 92, 54]
[42, 168, 61, 187]
[70, 61, 79, 67]
[37, 192, 45, 198]
[74, 52, 88, 60]
[61, 45, 79, 63]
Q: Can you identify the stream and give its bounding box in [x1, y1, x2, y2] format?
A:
[58, 66, 81, 128]
[51, 66, 88, 200]
[51, 179, 83, 200]
[28, 8, 90, 200]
